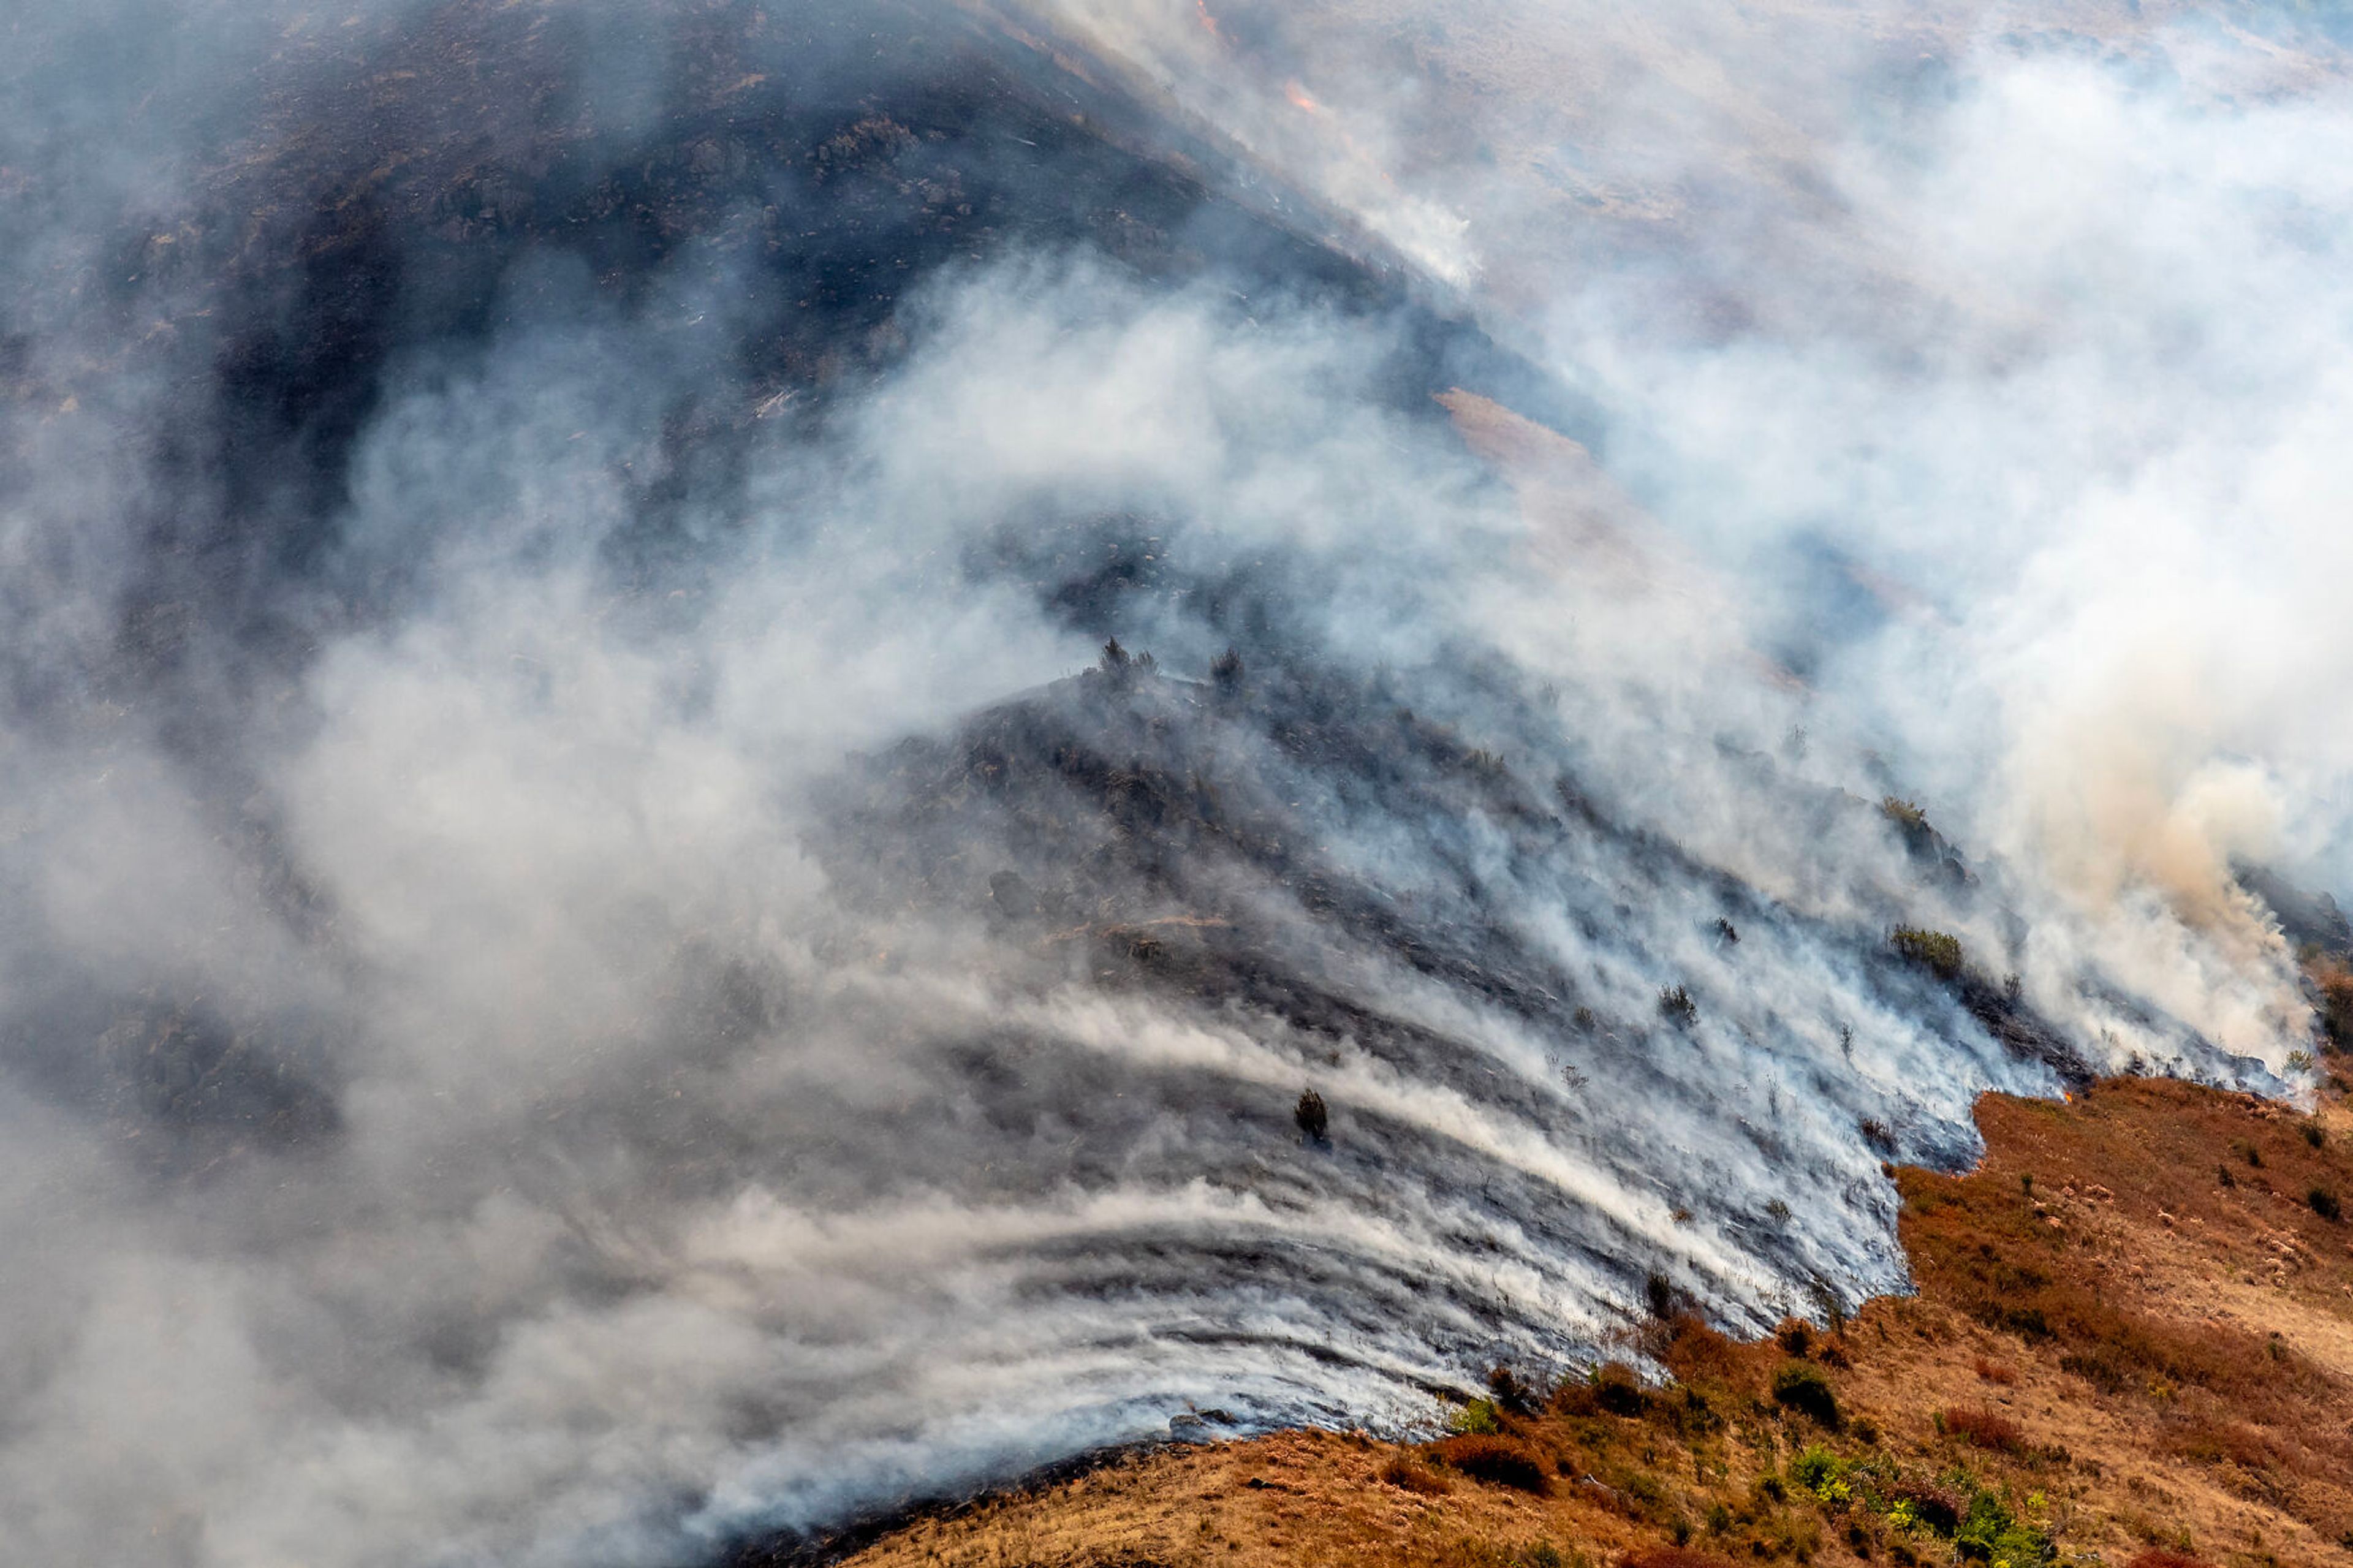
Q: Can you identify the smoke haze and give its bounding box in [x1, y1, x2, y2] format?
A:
[1, 1, 2348, 1562]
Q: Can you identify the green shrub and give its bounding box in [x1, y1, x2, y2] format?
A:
[1771, 1360, 1842, 1428]
[1892, 926, 1965, 980]
[1881, 797, 1928, 829]
[1449, 1397, 1502, 1436]
[1954, 1488, 2053, 1566]
[1791, 1444, 1858, 1511]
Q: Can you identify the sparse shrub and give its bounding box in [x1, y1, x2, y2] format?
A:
[1885, 1482, 1963, 1536]
[1972, 1356, 2017, 1386]
[1433, 1434, 1550, 1494]
[1645, 1270, 1678, 1320]
[1776, 1319, 1814, 1358]
[1487, 1365, 1536, 1416]
[2124, 1552, 2216, 1568]
[1771, 1360, 1842, 1428]
[1942, 1405, 2023, 1453]
[1659, 985, 1699, 1027]
[1209, 646, 1245, 692]
[2309, 1184, 2341, 1222]
[1859, 1117, 1896, 1154]
[2303, 1120, 2326, 1148]
[1714, 917, 1739, 945]
[1098, 636, 1129, 673]
[2319, 963, 2353, 1049]
[1379, 1453, 1452, 1495]
[1891, 926, 1965, 980]
[1449, 1397, 1502, 1436]
[1294, 1087, 1328, 1142]
[1881, 797, 1927, 829]
[1591, 1361, 1648, 1417]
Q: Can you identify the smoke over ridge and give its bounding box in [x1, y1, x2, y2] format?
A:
[0, 1, 2347, 1562]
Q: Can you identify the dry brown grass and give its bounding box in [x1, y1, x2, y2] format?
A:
[1939, 1404, 2024, 1452]
[840, 1069, 2353, 1568]
[1431, 1435, 1550, 1494]
[1381, 1453, 1453, 1496]
[1621, 1550, 1737, 1568]
[1972, 1354, 2017, 1385]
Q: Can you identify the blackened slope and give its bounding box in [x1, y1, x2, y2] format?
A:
[3, 0, 1568, 1176]
[67, 0, 1552, 717]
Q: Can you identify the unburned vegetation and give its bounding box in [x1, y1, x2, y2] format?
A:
[838, 1074, 2353, 1568]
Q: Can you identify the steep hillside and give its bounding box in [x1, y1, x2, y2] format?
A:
[816, 1072, 2353, 1568]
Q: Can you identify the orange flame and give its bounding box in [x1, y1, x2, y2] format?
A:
[1195, 1, 1221, 39]
[1283, 80, 1324, 115]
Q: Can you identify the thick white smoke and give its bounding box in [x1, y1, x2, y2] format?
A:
[0, 3, 2344, 1566]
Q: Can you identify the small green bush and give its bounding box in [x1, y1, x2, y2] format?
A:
[1891, 926, 1965, 980]
[1881, 797, 1928, 829]
[1790, 1444, 1841, 1494]
[1771, 1360, 1842, 1428]
[1449, 1397, 1502, 1436]
[1955, 1488, 2052, 1565]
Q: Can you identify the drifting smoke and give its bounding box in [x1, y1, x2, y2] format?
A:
[0, 1, 2345, 1564]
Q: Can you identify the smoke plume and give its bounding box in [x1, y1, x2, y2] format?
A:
[0, 1, 2344, 1563]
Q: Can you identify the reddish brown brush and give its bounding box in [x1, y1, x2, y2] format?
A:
[2124, 1551, 2218, 1568]
[1622, 1550, 1738, 1568]
[1942, 1404, 2023, 1452]
[1376, 1454, 1450, 1496]
[1973, 1355, 2017, 1385]
[1431, 1434, 1550, 1494]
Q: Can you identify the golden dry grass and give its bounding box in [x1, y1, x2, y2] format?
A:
[838, 1072, 2353, 1568]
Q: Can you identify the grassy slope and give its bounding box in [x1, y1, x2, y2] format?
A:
[836, 1075, 2353, 1568]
